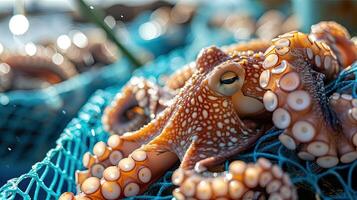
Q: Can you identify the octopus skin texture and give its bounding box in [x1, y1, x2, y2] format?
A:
[104, 39, 272, 136]
[61, 45, 291, 200]
[59, 22, 357, 200]
[165, 39, 271, 91]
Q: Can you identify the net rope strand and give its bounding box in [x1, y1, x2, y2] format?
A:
[0, 50, 356, 200]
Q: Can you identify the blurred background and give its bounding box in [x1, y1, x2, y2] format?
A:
[0, 0, 356, 186]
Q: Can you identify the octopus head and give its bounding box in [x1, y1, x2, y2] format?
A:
[160, 46, 271, 169]
[196, 46, 266, 119]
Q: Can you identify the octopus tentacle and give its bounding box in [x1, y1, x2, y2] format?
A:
[181, 123, 268, 173]
[260, 31, 352, 168]
[165, 62, 196, 90]
[1, 49, 77, 91]
[77, 101, 179, 186]
[329, 93, 357, 163]
[172, 158, 297, 200]
[223, 39, 271, 54]
[7, 45, 76, 78]
[61, 43, 299, 199]
[61, 144, 178, 199]
[76, 134, 143, 186]
[309, 21, 357, 68]
[102, 77, 174, 135]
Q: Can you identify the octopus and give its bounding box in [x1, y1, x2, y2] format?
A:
[60, 21, 357, 200]
[0, 45, 77, 92]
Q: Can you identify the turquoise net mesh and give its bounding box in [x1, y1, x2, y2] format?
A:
[0, 60, 132, 183]
[0, 41, 356, 199]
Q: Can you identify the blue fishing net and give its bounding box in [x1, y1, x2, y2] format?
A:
[0, 39, 356, 200]
[0, 60, 132, 183]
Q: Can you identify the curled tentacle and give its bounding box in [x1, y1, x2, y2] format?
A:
[62, 144, 178, 199]
[76, 135, 134, 186]
[172, 158, 297, 200]
[309, 21, 357, 68]
[102, 77, 174, 135]
[260, 31, 351, 168]
[165, 62, 196, 90]
[0, 47, 77, 91]
[77, 100, 178, 187]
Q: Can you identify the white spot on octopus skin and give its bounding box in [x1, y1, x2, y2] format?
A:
[230, 137, 238, 142]
[217, 122, 223, 129]
[190, 98, 195, 105]
[222, 100, 228, 108]
[180, 141, 185, 146]
[208, 96, 218, 100]
[198, 95, 203, 103]
[202, 110, 209, 119]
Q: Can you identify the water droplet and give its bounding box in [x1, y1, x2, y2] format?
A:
[0, 95, 9, 106]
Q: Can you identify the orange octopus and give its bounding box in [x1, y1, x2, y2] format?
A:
[60, 21, 357, 200]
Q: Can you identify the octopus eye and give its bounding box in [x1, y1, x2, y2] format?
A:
[220, 71, 239, 84]
[208, 63, 244, 96]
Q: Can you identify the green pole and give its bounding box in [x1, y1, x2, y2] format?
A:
[77, 0, 142, 68]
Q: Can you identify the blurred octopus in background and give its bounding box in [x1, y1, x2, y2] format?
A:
[0, 30, 119, 92]
[210, 9, 299, 41]
[59, 21, 357, 200]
